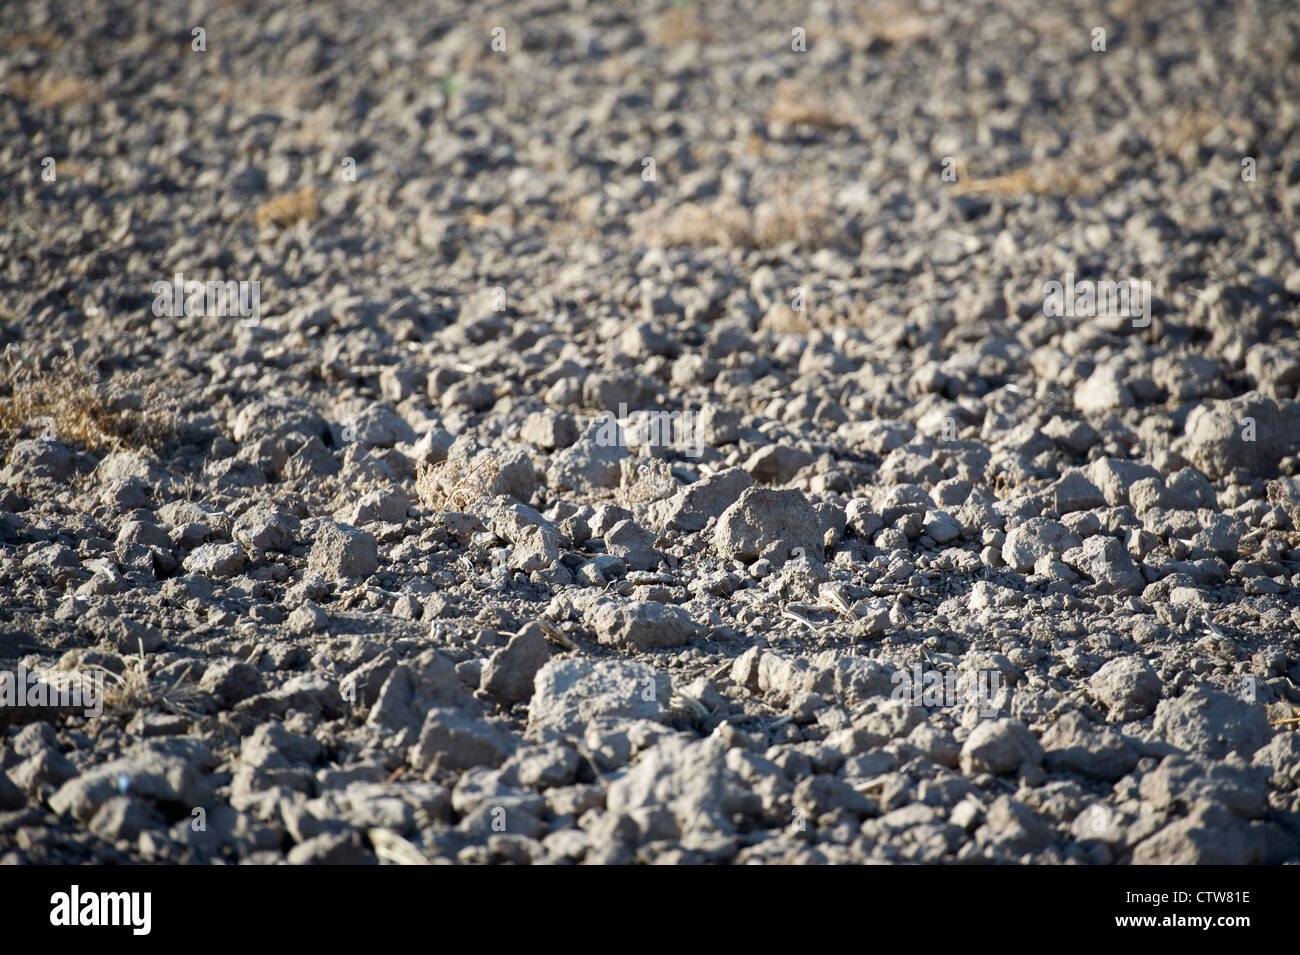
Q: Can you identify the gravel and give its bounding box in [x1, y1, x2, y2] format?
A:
[2, 0, 1299, 867]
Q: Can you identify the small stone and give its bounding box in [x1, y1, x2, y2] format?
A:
[408, 708, 517, 771]
[1001, 519, 1081, 573]
[198, 660, 265, 707]
[233, 505, 300, 552]
[482, 623, 551, 704]
[959, 719, 1043, 776]
[1152, 686, 1271, 759]
[287, 603, 328, 635]
[1062, 535, 1145, 595]
[307, 520, 378, 580]
[713, 486, 824, 564]
[590, 600, 701, 651]
[182, 542, 245, 578]
[1040, 711, 1138, 780]
[529, 659, 670, 737]
[603, 519, 662, 571]
[1088, 656, 1161, 721]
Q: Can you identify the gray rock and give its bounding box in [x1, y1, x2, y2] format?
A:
[649, 466, 753, 533]
[287, 830, 374, 864]
[1088, 656, 1161, 722]
[529, 658, 670, 737]
[1088, 457, 1161, 507]
[1062, 535, 1145, 594]
[602, 519, 662, 571]
[241, 721, 322, 767]
[182, 542, 245, 578]
[285, 435, 341, 480]
[1001, 518, 1081, 573]
[88, 795, 166, 842]
[959, 719, 1043, 775]
[1132, 802, 1290, 864]
[975, 795, 1054, 855]
[232, 396, 327, 449]
[1139, 754, 1268, 818]
[1251, 733, 1300, 788]
[1152, 686, 1271, 759]
[1074, 365, 1134, 415]
[1049, 471, 1106, 513]
[521, 411, 578, 450]
[232, 505, 300, 551]
[408, 707, 518, 771]
[287, 603, 328, 635]
[488, 500, 555, 545]
[696, 403, 741, 445]
[340, 487, 409, 525]
[342, 403, 417, 448]
[307, 520, 378, 580]
[1040, 711, 1138, 780]
[922, 509, 962, 544]
[793, 775, 877, 818]
[8, 749, 77, 793]
[606, 734, 761, 834]
[548, 416, 628, 493]
[589, 599, 701, 651]
[1179, 394, 1300, 479]
[713, 486, 823, 564]
[1190, 513, 1247, 558]
[1042, 416, 1098, 455]
[1166, 468, 1216, 509]
[744, 444, 813, 484]
[505, 743, 581, 789]
[3, 438, 77, 482]
[1245, 343, 1300, 395]
[0, 770, 25, 810]
[341, 651, 398, 707]
[50, 747, 212, 822]
[233, 673, 344, 723]
[198, 660, 265, 707]
[367, 650, 480, 734]
[481, 623, 551, 704]
[509, 524, 559, 573]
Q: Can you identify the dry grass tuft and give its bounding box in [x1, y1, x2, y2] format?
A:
[641, 186, 838, 251]
[415, 455, 503, 517]
[8, 73, 97, 107]
[618, 456, 677, 511]
[652, 6, 715, 45]
[646, 202, 752, 249]
[1267, 479, 1300, 546]
[759, 304, 816, 334]
[1152, 109, 1247, 163]
[954, 159, 1098, 197]
[255, 186, 318, 229]
[79, 640, 205, 720]
[825, 2, 937, 49]
[765, 84, 855, 132]
[369, 828, 430, 865]
[0, 346, 177, 454]
[3, 31, 62, 51]
[858, 2, 937, 45]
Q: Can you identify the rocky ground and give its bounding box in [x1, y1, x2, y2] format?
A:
[2, 0, 1300, 865]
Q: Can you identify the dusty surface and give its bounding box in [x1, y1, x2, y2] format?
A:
[2, 0, 1300, 864]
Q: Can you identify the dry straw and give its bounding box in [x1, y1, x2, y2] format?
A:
[0, 345, 176, 454]
[415, 455, 502, 517]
